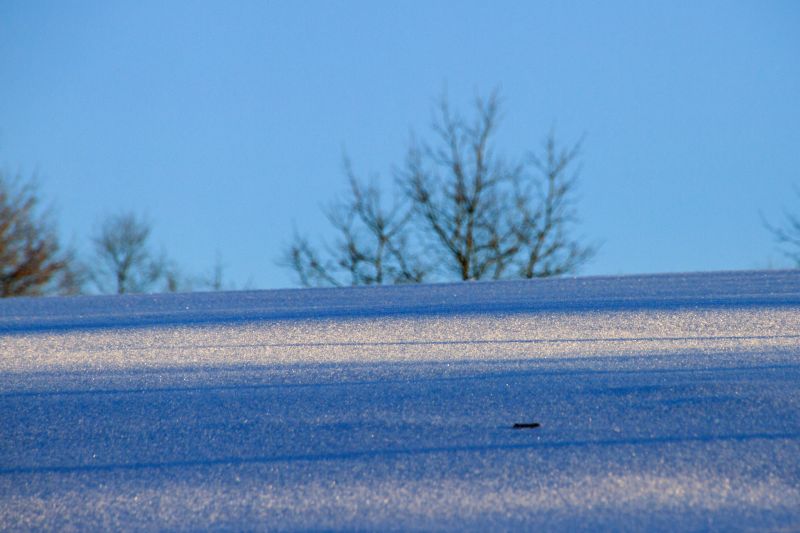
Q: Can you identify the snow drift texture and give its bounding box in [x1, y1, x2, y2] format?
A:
[1, 270, 799, 531]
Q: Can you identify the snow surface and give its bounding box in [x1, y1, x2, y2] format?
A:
[1, 270, 799, 531]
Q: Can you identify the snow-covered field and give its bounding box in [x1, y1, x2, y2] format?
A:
[1, 270, 799, 531]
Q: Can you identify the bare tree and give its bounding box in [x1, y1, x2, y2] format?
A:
[90, 212, 170, 294]
[401, 93, 518, 280]
[402, 92, 594, 280]
[283, 159, 427, 287]
[283, 91, 595, 286]
[0, 172, 74, 297]
[764, 191, 800, 266]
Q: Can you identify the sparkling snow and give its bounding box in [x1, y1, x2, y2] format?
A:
[1, 271, 799, 530]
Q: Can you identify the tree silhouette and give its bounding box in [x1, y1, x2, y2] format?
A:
[90, 212, 171, 294]
[0, 173, 73, 297]
[283, 91, 595, 286]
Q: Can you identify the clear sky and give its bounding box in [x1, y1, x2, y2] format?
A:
[1, 1, 799, 290]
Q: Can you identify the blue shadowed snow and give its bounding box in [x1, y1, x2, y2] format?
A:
[1, 270, 799, 530]
[1, 270, 799, 334]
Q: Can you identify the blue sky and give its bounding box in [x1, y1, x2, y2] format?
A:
[1, 1, 799, 289]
